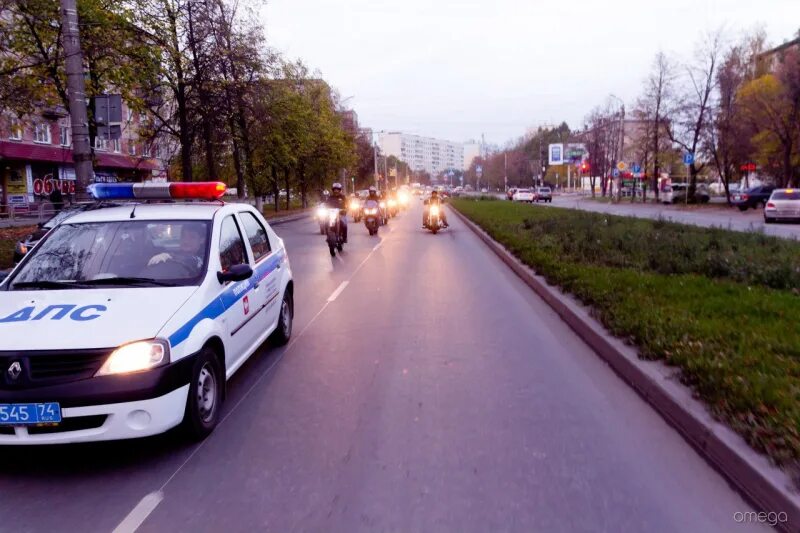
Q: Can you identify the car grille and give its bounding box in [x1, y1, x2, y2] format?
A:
[0, 349, 111, 389]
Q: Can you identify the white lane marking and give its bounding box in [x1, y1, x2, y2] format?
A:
[116, 236, 392, 532]
[327, 281, 349, 302]
[112, 491, 163, 533]
[372, 242, 382, 251]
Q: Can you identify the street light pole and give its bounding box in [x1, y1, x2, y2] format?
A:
[60, 0, 93, 193]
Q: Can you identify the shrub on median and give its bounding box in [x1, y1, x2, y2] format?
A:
[452, 199, 800, 468]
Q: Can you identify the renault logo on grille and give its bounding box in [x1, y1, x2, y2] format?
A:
[7, 361, 22, 381]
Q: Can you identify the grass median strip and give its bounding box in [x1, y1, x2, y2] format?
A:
[452, 198, 800, 471]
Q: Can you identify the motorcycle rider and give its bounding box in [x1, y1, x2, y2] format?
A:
[325, 182, 348, 243]
[423, 189, 449, 228]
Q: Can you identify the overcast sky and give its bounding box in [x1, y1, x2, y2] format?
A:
[261, 0, 799, 146]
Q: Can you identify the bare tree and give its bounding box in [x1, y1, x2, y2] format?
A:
[705, 32, 765, 203]
[667, 32, 723, 201]
[636, 52, 676, 201]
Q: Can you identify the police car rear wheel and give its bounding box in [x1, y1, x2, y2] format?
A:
[182, 348, 223, 440]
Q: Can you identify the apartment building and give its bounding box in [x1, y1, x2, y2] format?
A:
[378, 132, 468, 177]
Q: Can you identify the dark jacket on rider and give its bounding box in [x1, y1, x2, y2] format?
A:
[325, 193, 347, 211]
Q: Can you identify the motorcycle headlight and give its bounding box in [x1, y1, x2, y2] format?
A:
[388, 199, 397, 207]
[95, 339, 169, 376]
[430, 205, 440, 216]
[316, 207, 327, 218]
[15, 241, 28, 255]
[379, 201, 386, 208]
[328, 209, 339, 223]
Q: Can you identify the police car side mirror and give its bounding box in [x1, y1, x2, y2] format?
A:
[217, 263, 253, 284]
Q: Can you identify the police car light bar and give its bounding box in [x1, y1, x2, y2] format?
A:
[88, 182, 227, 201]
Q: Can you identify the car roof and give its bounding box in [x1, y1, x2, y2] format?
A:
[63, 202, 232, 224]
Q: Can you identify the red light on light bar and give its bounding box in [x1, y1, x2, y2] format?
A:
[169, 182, 227, 200]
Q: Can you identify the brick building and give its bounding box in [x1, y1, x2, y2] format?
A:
[0, 102, 168, 211]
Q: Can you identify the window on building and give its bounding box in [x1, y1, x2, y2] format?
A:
[9, 118, 22, 140]
[60, 126, 70, 146]
[127, 108, 133, 122]
[113, 138, 121, 153]
[95, 136, 109, 151]
[129, 142, 137, 156]
[34, 123, 52, 144]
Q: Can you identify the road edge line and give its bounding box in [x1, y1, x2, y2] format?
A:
[451, 205, 800, 531]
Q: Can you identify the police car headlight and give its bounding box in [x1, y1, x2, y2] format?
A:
[96, 340, 169, 376]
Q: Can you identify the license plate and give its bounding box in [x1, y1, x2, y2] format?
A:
[0, 403, 61, 425]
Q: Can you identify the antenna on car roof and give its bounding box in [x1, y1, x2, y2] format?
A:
[130, 204, 137, 219]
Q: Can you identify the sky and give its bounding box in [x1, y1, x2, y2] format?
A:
[261, 0, 799, 146]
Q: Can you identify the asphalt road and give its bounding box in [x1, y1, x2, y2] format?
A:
[0, 201, 766, 533]
[550, 194, 800, 240]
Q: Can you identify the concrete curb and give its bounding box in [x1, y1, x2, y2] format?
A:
[450, 205, 800, 531]
[265, 210, 312, 226]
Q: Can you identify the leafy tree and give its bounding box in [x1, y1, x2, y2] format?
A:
[738, 49, 800, 187]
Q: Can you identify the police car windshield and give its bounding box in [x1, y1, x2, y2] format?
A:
[9, 220, 211, 290]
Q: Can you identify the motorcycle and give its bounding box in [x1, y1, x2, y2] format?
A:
[379, 200, 389, 225]
[325, 208, 346, 256]
[348, 198, 362, 223]
[425, 203, 444, 234]
[387, 198, 399, 217]
[315, 203, 328, 235]
[363, 199, 381, 236]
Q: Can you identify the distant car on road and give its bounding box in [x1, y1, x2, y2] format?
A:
[535, 187, 552, 203]
[731, 185, 775, 211]
[512, 189, 535, 202]
[764, 189, 800, 223]
[506, 188, 517, 201]
[480, 188, 488, 193]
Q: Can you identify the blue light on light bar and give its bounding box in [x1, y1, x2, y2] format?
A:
[87, 183, 135, 200]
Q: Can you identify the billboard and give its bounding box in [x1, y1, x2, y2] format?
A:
[548, 144, 564, 166]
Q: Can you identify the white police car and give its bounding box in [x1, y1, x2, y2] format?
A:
[0, 182, 293, 443]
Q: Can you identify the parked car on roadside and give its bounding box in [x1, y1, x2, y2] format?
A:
[667, 183, 710, 204]
[764, 189, 800, 223]
[535, 187, 552, 203]
[13, 204, 89, 264]
[506, 188, 517, 201]
[731, 185, 775, 211]
[512, 189, 535, 202]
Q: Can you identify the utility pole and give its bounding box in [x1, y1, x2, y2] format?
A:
[503, 152, 507, 192]
[373, 142, 379, 190]
[60, 0, 93, 193]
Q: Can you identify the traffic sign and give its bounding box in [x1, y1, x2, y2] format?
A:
[612, 169, 620, 178]
[632, 164, 641, 173]
[683, 152, 694, 165]
[616, 161, 627, 171]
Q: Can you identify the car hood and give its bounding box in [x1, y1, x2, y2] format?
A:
[0, 287, 197, 350]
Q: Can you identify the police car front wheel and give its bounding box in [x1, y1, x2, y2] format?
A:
[182, 347, 224, 440]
